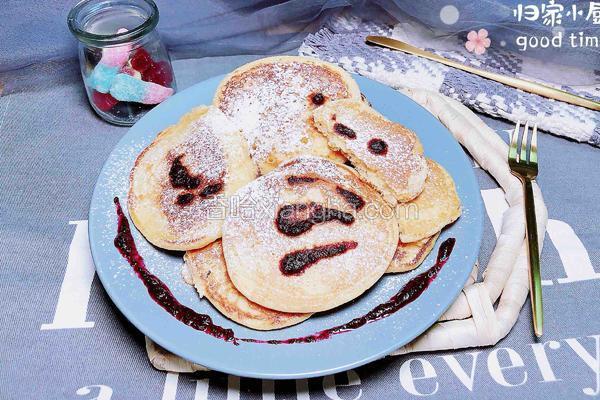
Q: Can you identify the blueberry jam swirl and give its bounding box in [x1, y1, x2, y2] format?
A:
[199, 182, 223, 197]
[168, 155, 224, 207]
[169, 155, 201, 190]
[334, 123, 357, 139]
[286, 176, 365, 212]
[367, 138, 388, 156]
[175, 192, 195, 206]
[310, 92, 326, 105]
[112, 197, 456, 345]
[335, 187, 365, 211]
[243, 237, 456, 344]
[113, 197, 238, 344]
[280, 241, 358, 276]
[276, 203, 354, 237]
[287, 175, 317, 185]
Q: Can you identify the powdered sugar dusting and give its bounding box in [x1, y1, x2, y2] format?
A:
[222, 156, 397, 306]
[93, 141, 195, 299]
[217, 61, 355, 169]
[315, 101, 428, 202]
[174, 107, 231, 181]
[88, 67, 479, 350]
[157, 108, 230, 238]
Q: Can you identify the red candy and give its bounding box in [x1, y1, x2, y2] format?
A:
[142, 60, 173, 86]
[129, 47, 173, 87]
[92, 90, 118, 111]
[130, 48, 152, 72]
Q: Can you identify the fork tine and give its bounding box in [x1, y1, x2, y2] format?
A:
[509, 121, 520, 161]
[530, 124, 538, 165]
[520, 121, 529, 163]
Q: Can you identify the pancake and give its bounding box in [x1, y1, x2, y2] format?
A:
[184, 240, 311, 330]
[396, 159, 461, 242]
[312, 99, 428, 203]
[128, 106, 258, 251]
[214, 56, 361, 174]
[386, 232, 440, 273]
[222, 156, 399, 313]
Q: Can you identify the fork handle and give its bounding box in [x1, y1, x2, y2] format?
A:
[523, 178, 543, 337]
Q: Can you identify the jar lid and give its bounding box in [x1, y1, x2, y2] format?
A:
[68, 0, 159, 46]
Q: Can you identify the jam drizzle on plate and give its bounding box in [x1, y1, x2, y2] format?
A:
[243, 237, 456, 344]
[113, 197, 238, 344]
[112, 197, 455, 346]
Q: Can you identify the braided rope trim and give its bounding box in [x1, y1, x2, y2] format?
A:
[392, 88, 547, 355]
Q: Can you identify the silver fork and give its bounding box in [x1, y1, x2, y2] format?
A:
[508, 121, 543, 337]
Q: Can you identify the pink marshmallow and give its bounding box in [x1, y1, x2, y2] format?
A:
[141, 82, 174, 104]
[100, 28, 132, 68]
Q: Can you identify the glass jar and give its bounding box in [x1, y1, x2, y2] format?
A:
[68, 0, 176, 126]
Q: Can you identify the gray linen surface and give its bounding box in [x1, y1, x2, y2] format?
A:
[1, 55, 600, 400]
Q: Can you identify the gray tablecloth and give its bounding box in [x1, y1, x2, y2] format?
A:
[1, 54, 599, 400]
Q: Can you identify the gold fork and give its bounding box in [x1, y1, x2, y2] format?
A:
[508, 121, 543, 337]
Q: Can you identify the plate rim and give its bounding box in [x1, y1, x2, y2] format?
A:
[88, 73, 484, 379]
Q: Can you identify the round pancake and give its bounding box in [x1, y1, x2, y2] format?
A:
[128, 106, 258, 251]
[184, 240, 311, 330]
[395, 160, 461, 243]
[386, 232, 440, 273]
[312, 99, 428, 203]
[222, 156, 399, 313]
[214, 56, 361, 174]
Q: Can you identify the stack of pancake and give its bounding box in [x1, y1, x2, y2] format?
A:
[127, 56, 461, 330]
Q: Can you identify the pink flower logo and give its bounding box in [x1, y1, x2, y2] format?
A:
[465, 29, 491, 55]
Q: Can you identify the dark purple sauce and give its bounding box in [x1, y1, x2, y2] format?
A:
[336, 187, 365, 211]
[168, 155, 224, 207]
[334, 123, 357, 139]
[244, 237, 456, 344]
[169, 155, 201, 190]
[367, 138, 388, 156]
[199, 182, 223, 198]
[286, 175, 365, 212]
[175, 192, 195, 206]
[112, 199, 455, 345]
[310, 92, 326, 105]
[276, 203, 354, 237]
[287, 175, 317, 185]
[280, 241, 358, 276]
[113, 197, 238, 344]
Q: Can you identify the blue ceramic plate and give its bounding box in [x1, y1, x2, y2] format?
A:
[89, 74, 483, 379]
